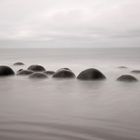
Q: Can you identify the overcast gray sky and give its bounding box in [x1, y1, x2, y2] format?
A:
[0, 0, 140, 47]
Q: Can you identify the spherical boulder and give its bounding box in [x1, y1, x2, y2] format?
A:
[17, 69, 33, 76]
[44, 71, 55, 75]
[0, 65, 15, 76]
[56, 68, 72, 72]
[131, 70, 140, 74]
[27, 65, 46, 72]
[29, 72, 48, 79]
[117, 75, 138, 82]
[53, 69, 75, 78]
[118, 66, 128, 69]
[77, 68, 106, 80]
[17, 69, 23, 72]
[13, 62, 24, 66]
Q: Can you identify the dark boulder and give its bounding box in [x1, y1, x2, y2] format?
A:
[56, 68, 72, 72]
[29, 72, 48, 79]
[27, 65, 46, 72]
[13, 62, 24, 66]
[0, 65, 15, 76]
[77, 68, 106, 80]
[44, 71, 55, 75]
[117, 75, 138, 82]
[118, 66, 128, 69]
[131, 70, 140, 74]
[17, 69, 23, 72]
[53, 69, 75, 78]
[17, 69, 33, 76]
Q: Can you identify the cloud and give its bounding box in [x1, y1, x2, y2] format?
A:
[0, 0, 140, 47]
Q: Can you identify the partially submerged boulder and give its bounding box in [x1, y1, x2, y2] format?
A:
[17, 69, 33, 76]
[44, 71, 55, 75]
[27, 65, 46, 72]
[56, 68, 72, 72]
[29, 72, 48, 79]
[0, 65, 15, 76]
[13, 62, 24, 66]
[118, 66, 128, 69]
[53, 69, 75, 78]
[77, 68, 106, 80]
[117, 75, 138, 82]
[131, 70, 140, 74]
[17, 69, 23, 72]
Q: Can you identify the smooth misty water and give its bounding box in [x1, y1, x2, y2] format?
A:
[0, 48, 140, 140]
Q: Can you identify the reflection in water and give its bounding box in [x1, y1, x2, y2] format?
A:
[0, 48, 140, 140]
[0, 75, 140, 140]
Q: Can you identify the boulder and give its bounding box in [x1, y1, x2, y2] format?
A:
[13, 62, 24, 66]
[118, 66, 128, 69]
[29, 72, 48, 79]
[44, 71, 55, 75]
[77, 68, 106, 80]
[117, 75, 138, 82]
[53, 69, 75, 78]
[56, 68, 72, 73]
[27, 65, 46, 72]
[131, 70, 140, 74]
[0, 65, 15, 76]
[17, 69, 33, 76]
[17, 69, 23, 72]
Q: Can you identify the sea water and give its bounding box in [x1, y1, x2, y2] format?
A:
[0, 47, 140, 140]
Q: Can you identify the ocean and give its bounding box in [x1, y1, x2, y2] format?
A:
[0, 47, 140, 140]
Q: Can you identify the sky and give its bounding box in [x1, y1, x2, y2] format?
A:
[0, 0, 140, 47]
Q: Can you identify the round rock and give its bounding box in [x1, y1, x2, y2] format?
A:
[56, 68, 72, 72]
[44, 71, 55, 75]
[29, 72, 48, 79]
[0, 65, 15, 76]
[13, 62, 24, 66]
[53, 69, 75, 78]
[131, 70, 140, 74]
[118, 66, 128, 69]
[27, 65, 46, 72]
[77, 68, 106, 80]
[117, 75, 138, 82]
[17, 69, 33, 76]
